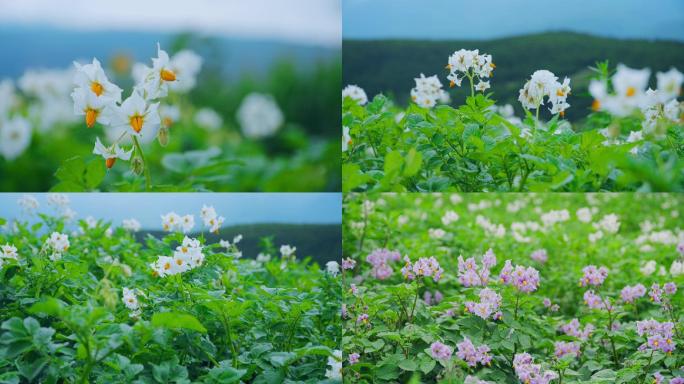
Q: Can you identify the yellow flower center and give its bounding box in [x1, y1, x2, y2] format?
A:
[626, 86, 636, 97]
[176, 259, 183, 266]
[129, 114, 144, 133]
[164, 262, 171, 270]
[90, 81, 104, 96]
[105, 158, 116, 169]
[163, 117, 173, 127]
[592, 99, 601, 111]
[160, 69, 176, 82]
[85, 108, 99, 128]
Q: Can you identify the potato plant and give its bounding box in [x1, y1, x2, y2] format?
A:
[0, 204, 342, 383]
[341, 193, 684, 383]
[342, 59, 684, 192]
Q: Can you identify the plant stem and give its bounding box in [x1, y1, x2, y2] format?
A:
[222, 314, 239, 368]
[639, 349, 654, 384]
[409, 282, 420, 323]
[132, 136, 152, 191]
[514, 291, 521, 320]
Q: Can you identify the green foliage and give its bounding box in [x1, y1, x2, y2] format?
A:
[343, 92, 684, 192]
[341, 193, 684, 383]
[0, 214, 341, 383]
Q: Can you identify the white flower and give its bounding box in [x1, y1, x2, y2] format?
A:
[110, 91, 161, 138]
[441, 210, 459, 226]
[664, 99, 681, 122]
[655, 67, 683, 102]
[180, 214, 195, 234]
[410, 73, 447, 109]
[122, 287, 140, 311]
[0, 116, 31, 161]
[150, 256, 174, 277]
[134, 44, 178, 100]
[71, 87, 115, 128]
[595, 214, 620, 234]
[342, 126, 352, 152]
[237, 93, 283, 139]
[233, 234, 242, 244]
[18, 194, 39, 214]
[194, 108, 222, 131]
[671, 260, 684, 276]
[325, 350, 342, 379]
[518, 70, 571, 115]
[122, 218, 141, 232]
[159, 104, 181, 128]
[576, 207, 592, 223]
[326, 261, 340, 276]
[73, 58, 122, 102]
[280, 244, 296, 258]
[151, 237, 205, 277]
[428, 228, 446, 239]
[46, 232, 69, 260]
[256, 253, 271, 263]
[475, 81, 490, 92]
[1, 244, 18, 261]
[640, 260, 657, 276]
[168, 50, 203, 93]
[219, 239, 231, 249]
[161, 212, 181, 232]
[0, 79, 17, 116]
[342, 85, 368, 105]
[613, 64, 650, 101]
[93, 137, 133, 169]
[200, 205, 224, 234]
[47, 193, 69, 208]
[446, 49, 494, 89]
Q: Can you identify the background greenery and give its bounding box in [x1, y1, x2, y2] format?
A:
[343, 32, 684, 121]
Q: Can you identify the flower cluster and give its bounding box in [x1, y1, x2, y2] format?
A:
[464, 287, 502, 320]
[200, 205, 224, 234]
[620, 284, 646, 303]
[457, 249, 496, 287]
[518, 70, 571, 115]
[590, 64, 682, 117]
[554, 341, 581, 359]
[560, 318, 595, 340]
[429, 341, 453, 361]
[401, 256, 444, 282]
[649, 282, 677, 304]
[441, 210, 459, 225]
[579, 265, 609, 287]
[150, 237, 205, 277]
[366, 248, 401, 280]
[513, 353, 559, 384]
[237, 93, 283, 139]
[0, 243, 18, 269]
[530, 249, 548, 264]
[17, 194, 40, 215]
[636, 319, 676, 353]
[456, 337, 492, 367]
[583, 290, 613, 311]
[499, 260, 540, 293]
[122, 287, 142, 318]
[45, 232, 70, 261]
[161, 212, 195, 233]
[410, 73, 449, 108]
[446, 49, 494, 92]
[341, 257, 356, 270]
[122, 218, 142, 232]
[342, 84, 368, 105]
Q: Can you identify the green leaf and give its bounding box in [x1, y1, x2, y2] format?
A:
[85, 159, 106, 189]
[398, 359, 418, 371]
[151, 312, 207, 333]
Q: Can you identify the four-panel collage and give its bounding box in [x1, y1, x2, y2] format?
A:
[0, 0, 683, 383]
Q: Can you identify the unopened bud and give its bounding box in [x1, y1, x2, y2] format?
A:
[131, 156, 144, 175]
[158, 126, 169, 147]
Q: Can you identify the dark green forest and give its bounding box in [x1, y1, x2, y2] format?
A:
[139, 223, 341, 265]
[343, 32, 684, 121]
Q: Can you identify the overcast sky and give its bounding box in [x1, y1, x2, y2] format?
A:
[343, 0, 684, 41]
[0, 193, 341, 230]
[0, 0, 341, 46]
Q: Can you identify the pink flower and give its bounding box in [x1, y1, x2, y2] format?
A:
[356, 313, 369, 325]
[560, 318, 594, 340]
[402, 256, 444, 282]
[465, 288, 502, 320]
[341, 257, 356, 270]
[366, 249, 400, 280]
[554, 341, 581, 359]
[500, 260, 540, 293]
[620, 284, 646, 303]
[430, 341, 453, 361]
[513, 353, 558, 384]
[579, 265, 608, 287]
[456, 337, 491, 367]
[530, 249, 548, 264]
[349, 353, 360, 364]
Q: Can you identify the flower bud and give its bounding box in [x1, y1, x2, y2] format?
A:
[158, 126, 169, 147]
[131, 156, 144, 175]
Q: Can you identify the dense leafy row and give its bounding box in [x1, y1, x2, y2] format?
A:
[342, 62, 684, 192]
[0, 203, 341, 383]
[341, 193, 684, 383]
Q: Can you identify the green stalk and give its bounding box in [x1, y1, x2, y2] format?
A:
[132, 136, 152, 191]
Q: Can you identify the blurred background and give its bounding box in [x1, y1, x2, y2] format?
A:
[0, 0, 341, 192]
[343, 0, 684, 121]
[0, 193, 342, 264]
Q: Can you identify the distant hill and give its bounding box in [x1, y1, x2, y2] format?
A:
[343, 32, 684, 121]
[0, 24, 338, 79]
[137, 223, 340, 266]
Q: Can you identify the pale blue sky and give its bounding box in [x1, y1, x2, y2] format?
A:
[343, 0, 684, 41]
[0, 193, 341, 229]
